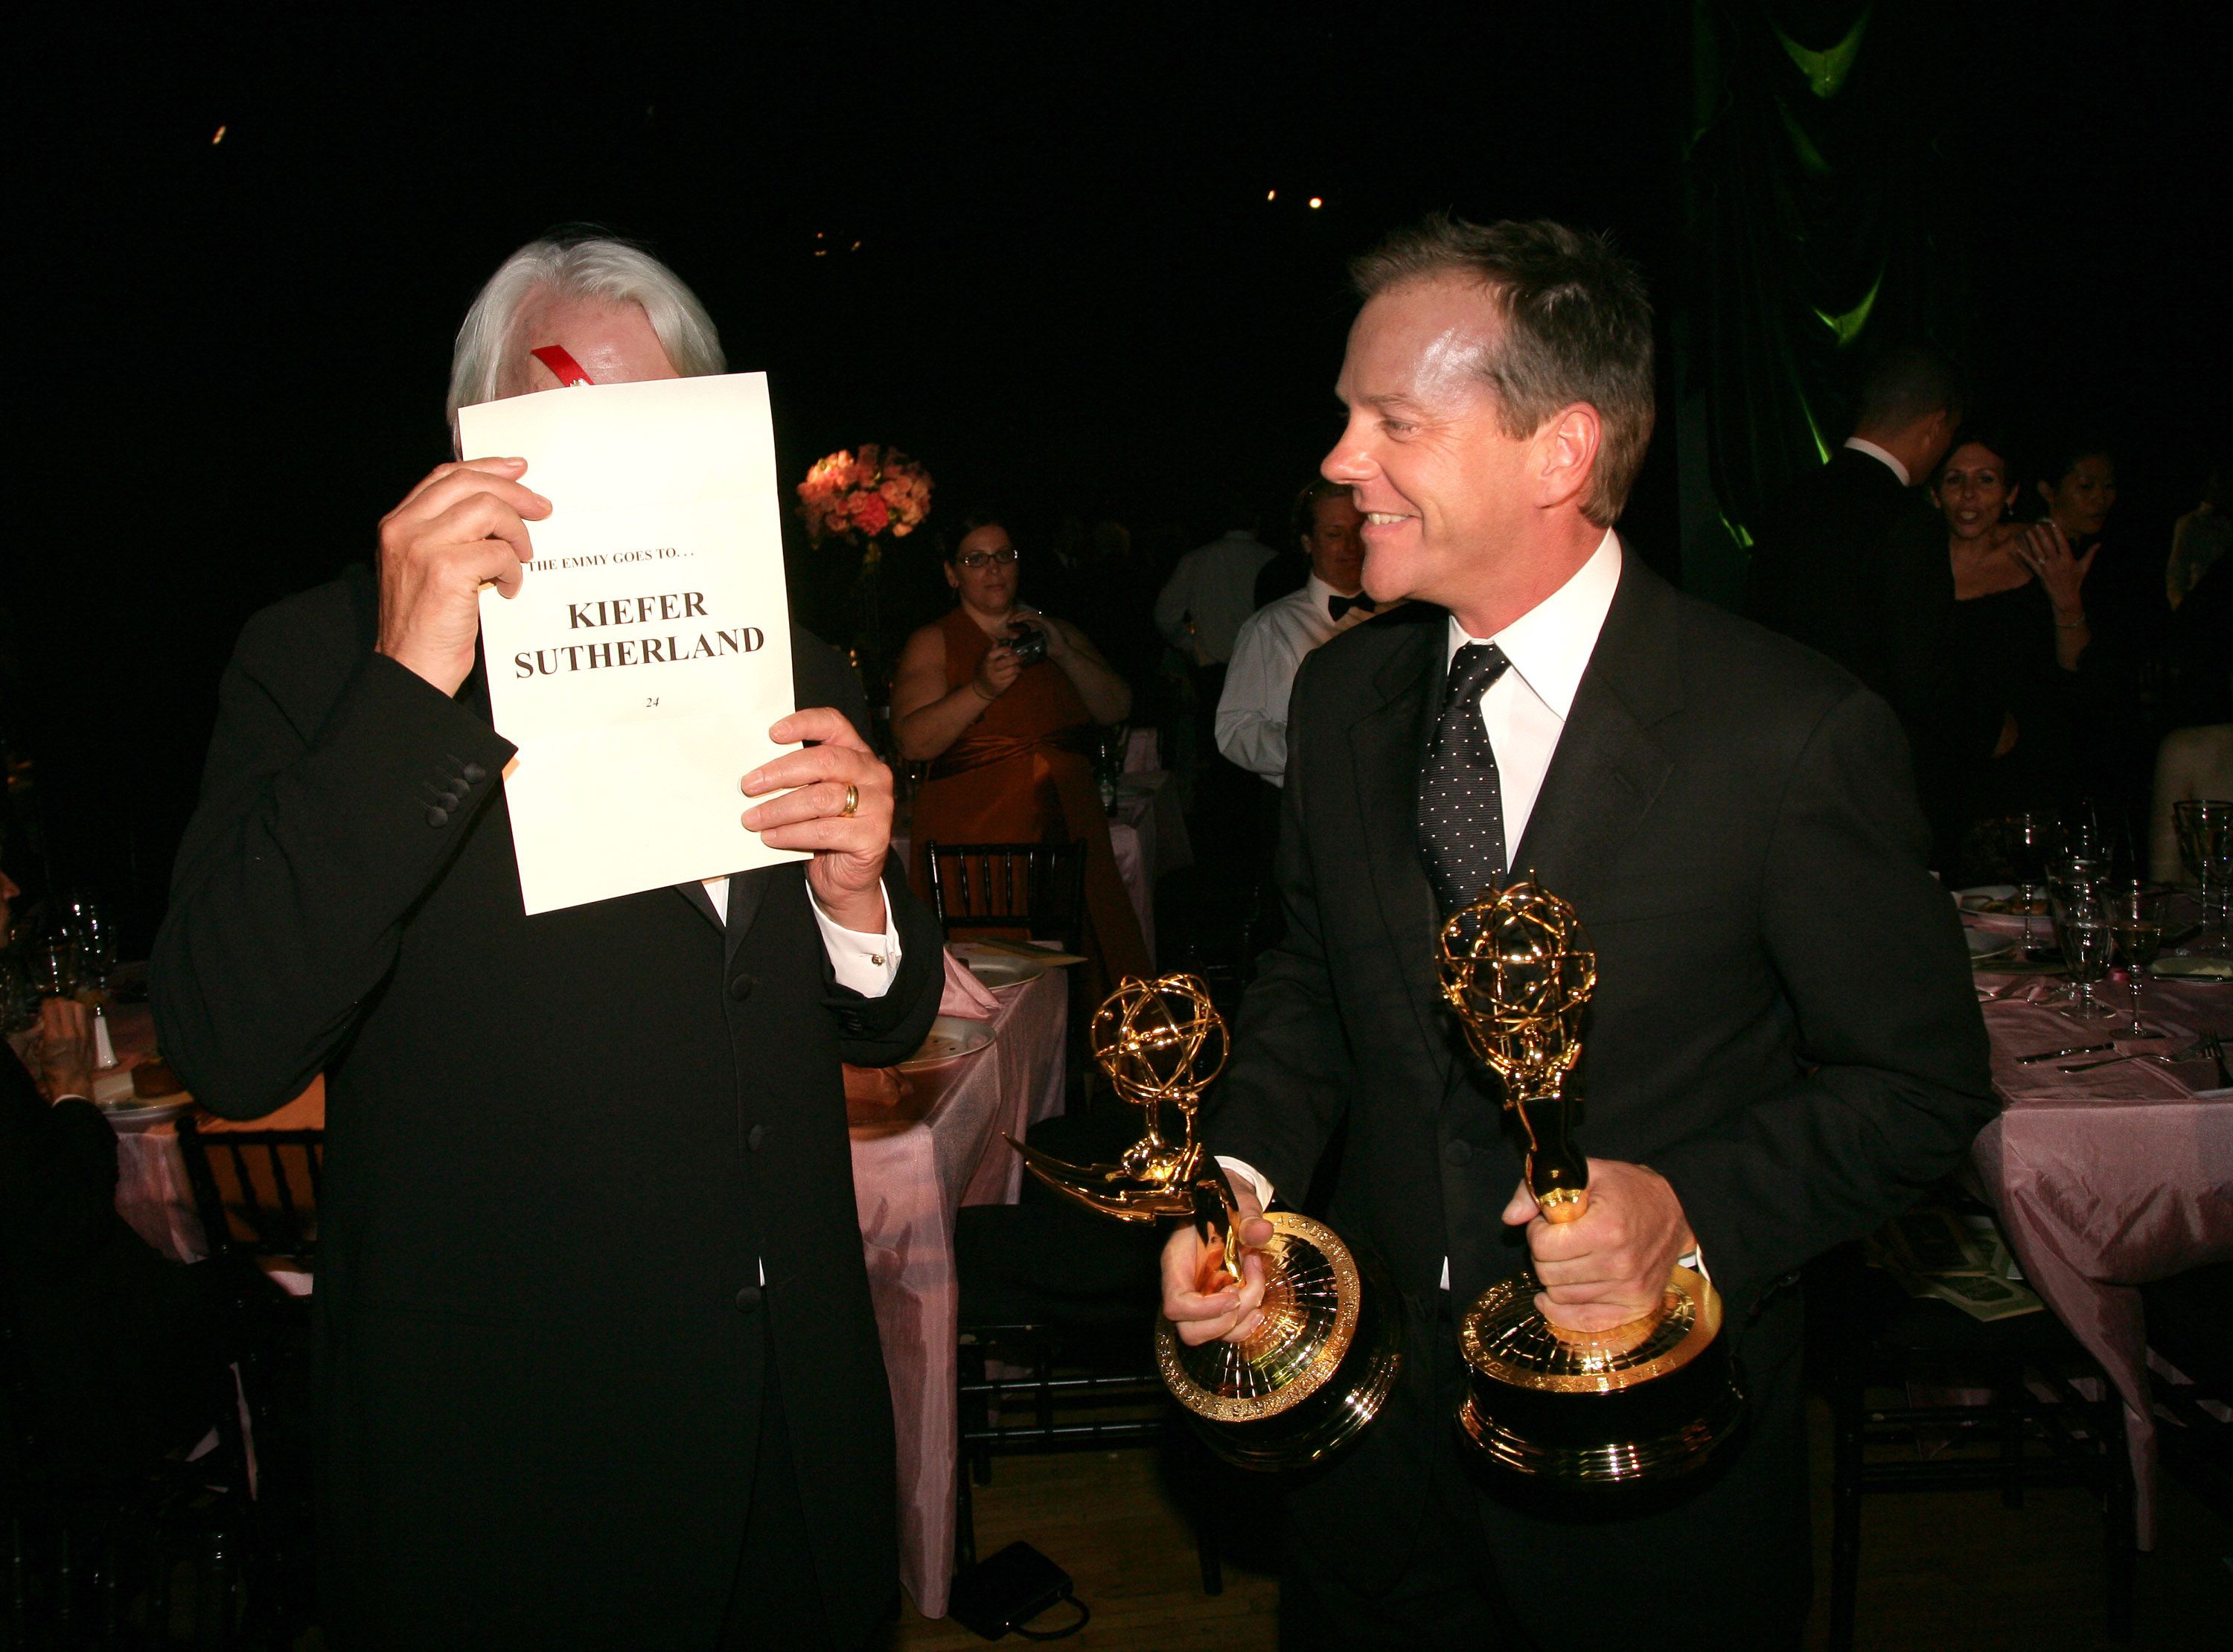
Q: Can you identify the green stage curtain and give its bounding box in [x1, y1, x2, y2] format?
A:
[1678, 0, 1967, 606]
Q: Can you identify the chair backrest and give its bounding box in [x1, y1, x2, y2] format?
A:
[924, 840, 1088, 955]
[175, 1118, 323, 1270]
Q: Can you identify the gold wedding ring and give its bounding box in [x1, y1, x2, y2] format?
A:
[840, 783, 860, 818]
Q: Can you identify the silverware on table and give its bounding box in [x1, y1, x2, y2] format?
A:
[2018, 1041, 2115, 1064]
[2060, 1051, 2178, 1074]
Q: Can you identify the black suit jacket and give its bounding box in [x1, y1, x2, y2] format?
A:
[1748, 449, 1997, 869]
[151, 564, 945, 1648]
[1746, 446, 1911, 683]
[1206, 553, 1994, 1629]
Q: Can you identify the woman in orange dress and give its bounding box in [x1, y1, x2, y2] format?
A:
[892, 514, 1150, 996]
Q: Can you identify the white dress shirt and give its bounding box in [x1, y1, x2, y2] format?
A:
[701, 876, 900, 996]
[1153, 531, 1278, 665]
[1215, 574, 1390, 784]
[1220, 531, 1629, 1290]
[1841, 436, 1911, 487]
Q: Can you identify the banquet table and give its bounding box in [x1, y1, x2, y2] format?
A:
[1964, 939, 2233, 1549]
[90, 1001, 324, 1272]
[849, 961, 1070, 1617]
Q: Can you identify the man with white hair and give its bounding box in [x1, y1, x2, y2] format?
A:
[153, 234, 945, 1648]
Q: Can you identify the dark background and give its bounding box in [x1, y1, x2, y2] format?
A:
[6, 2, 2227, 950]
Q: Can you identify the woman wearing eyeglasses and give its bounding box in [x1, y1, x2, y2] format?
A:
[892, 511, 1150, 993]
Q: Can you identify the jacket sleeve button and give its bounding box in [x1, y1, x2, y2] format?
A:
[425, 807, 450, 828]
[747, 1124, 767, 1152]
[461, 761, 488, 784]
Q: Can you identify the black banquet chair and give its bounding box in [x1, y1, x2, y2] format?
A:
[923, 840, 1087, 955]
[1809, 1237, 2135, 1651]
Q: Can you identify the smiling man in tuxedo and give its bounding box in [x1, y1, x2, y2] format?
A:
[153, 234, 945, 1650]
[1160, 217, 1994, 1649]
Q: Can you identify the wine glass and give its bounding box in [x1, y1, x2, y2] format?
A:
[2004, 812, 2055, 959]
[31, 938, 78, 1002]
[60, 894, 115, 990]
[2050, 880, 2115, 1020]
[2059, 805, 2105, 865]
[2108, 887, 2167, 1037]
[2173, 798, 2232, 953]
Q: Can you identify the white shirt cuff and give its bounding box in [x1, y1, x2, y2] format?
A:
[808, 887, 901, 998]
[1214, 1156, 1274, 1211]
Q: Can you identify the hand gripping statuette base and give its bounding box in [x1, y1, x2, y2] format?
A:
[1007, 973, 1400, 1470]
[1437, 879, 1745, 1490]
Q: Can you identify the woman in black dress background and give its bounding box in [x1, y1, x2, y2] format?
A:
[1932, 427, 2095, 874]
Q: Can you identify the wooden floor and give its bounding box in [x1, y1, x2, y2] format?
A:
[879, 1399, 2232, 1651]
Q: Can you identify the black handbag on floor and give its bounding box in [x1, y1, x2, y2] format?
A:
[946, 1541, 1091, 1641]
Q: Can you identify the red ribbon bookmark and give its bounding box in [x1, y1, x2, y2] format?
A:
[530, 345, 595, 387]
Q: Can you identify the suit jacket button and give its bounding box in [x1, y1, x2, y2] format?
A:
[425, 807, 450, 828]
[734, 1285, 763, 1313]
[461, 762, 488, 784]
[1443, 1139, 1472, 1167]
[747, 1124, 767, 1152]
[729, 973, 757, 1002]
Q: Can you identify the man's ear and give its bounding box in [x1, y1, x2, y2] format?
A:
[1533, 403, 1603, 512]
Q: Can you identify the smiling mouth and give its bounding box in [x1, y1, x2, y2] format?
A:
[1363, 512, 1411, 528]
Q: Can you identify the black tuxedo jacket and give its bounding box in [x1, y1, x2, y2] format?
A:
[152, 565, 944, 1648]
[1205, 554, 1994, 1628]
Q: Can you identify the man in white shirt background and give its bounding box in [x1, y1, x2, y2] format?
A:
[1215, 480, 1382, 787]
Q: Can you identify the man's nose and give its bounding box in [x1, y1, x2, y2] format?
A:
[1323, 429, 1373, 484]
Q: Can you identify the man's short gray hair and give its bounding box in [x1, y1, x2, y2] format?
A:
[1351, 215, 1656, 526]
[447, 234, 726, 435]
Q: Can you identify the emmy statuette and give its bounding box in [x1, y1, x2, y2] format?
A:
[1437, 879, 1745, 1486]
[1008, 973, 1401, 1470]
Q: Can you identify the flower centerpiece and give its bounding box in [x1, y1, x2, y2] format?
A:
[796, 446, 933, 693]
[798, 444, 933, 556]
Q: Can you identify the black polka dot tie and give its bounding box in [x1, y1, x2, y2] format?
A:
[1418, 642, 1512, 914]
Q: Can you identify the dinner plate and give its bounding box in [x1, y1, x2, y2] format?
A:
[964, 953, 1048, 990]
[1964, 929, 2019, 961]
[898, 1014, 999, 1072]
[2151, 955, 2233, 983]
[97, 1095, 193, 1130]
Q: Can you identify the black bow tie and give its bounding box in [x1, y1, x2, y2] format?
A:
[1328, 592, 1379, 621]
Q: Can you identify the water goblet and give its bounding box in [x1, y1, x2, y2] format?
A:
[2049, 883, 2115, 1021]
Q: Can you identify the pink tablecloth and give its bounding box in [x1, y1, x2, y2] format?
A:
[1968, 973, 2233, 1548]
[851, 964, 1069, 1617]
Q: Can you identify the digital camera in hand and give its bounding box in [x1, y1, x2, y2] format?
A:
[1006, 624, 1049, 666]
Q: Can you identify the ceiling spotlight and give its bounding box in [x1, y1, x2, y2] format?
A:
[211, 124, 227, 145]
[1309, 196, 1323, 209]
[1266, 189, 1277, 201]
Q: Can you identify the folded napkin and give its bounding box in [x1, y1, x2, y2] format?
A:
[939, 949, 1002, 1021]
[843, 1062, 915, 1110]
